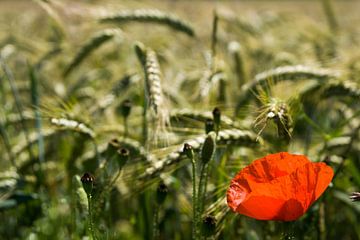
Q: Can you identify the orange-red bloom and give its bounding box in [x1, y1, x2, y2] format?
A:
[227, 152, 333, 221]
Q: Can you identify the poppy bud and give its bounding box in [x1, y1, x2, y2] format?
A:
[205, 119, 214, 134]
[201, 215, 217, 237]
[81, 172, 94, 196]
[183, 143, 194, 160]
[201, 132, 216, 164]
[156, 181, 168, 205]
[212, 107, 221, 131]
[350, 192, 360, 202]
[118, 99, 132, 119]
[117, 148, 129, 169]
[106, 138, 120, 159]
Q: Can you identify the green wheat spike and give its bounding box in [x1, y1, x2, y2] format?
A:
[140, 129, 260, 181]
[235, 65, 340, 115]
[99, 9, 195, 37]
[63, 29, 122, 77]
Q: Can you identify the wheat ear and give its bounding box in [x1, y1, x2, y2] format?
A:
[99, 9, 195, 37]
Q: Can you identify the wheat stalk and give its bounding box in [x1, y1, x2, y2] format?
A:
[99, 9, 195, 37]
[235, 65, 340, 114]
[135, 43, 170, 147]
[254, 65, 340, 86]
[139, 129, 260, 180]
[170, 108, 243, 128]
[321, 0, 338, 32]
[50, 117, 95, 138]
[321, 81, 360, 99]
[228, 41, 248, 89]
[63, 29, 122, 77]
[79, 138, 156, 166]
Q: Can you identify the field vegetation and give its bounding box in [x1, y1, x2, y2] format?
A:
[0, 0, 359, 239]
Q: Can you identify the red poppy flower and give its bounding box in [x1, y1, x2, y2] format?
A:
[227, 152, 333, 221]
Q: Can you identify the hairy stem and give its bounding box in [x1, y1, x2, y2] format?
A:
[152, 204, 160, 240]
[87, 194, 96, 240]
[198, 163, 210, 215]
[191, 157, 199, 240]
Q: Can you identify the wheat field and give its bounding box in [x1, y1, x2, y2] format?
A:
[0, 0, 359, 239]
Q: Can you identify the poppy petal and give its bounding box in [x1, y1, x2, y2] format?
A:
[313, 162, 334, 200]
[227, 152, 333, 221]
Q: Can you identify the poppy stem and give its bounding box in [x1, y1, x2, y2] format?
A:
[87, 194, 97, 240]
[318, 201, 327, 240]
[198, 163, 210, 215]
[152, 204, 160, 240]
[280, 222, 294, 240]
[124, 116, 128, 139]
[191, 157, 199, 240]
[99, 169, 122, 201]
[197, 132, 216, 238]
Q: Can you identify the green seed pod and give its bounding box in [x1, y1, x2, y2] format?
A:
[117, 148, 130, 169]
[201, 215, 217, 237]
[205, 119, 214, 134]
[201, 132, 216, 164]
[212, 107, 221, 131]
[156, 181, 168, 205]
[119, 99, 132, 118]
[81, 172, 94, 196]
[183, 143, 194, 160]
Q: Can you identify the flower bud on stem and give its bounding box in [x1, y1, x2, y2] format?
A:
[212, 107, 221, 135]
[153, 182, 168, 240]
[201, 215, 217, 238]
[205, 119, 214, 134]
[183, 143, 199, 240]
[198, 132, 216, 227]
[118, 99, 132, 138]
[81, 173, 96, 240]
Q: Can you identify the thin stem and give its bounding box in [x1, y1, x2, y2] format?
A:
[0, 56, 34, 162]
[211, 10, 218, 60]
[191, 157, 199, 240]
[152, 204, 160, 240]
[124, 117, 128, 138]
[198, 163, 210, 215]
[98, 169, 122, 201]
[107, 170, 122, 191]
[87, 194, 96, 240]
[29, 64, 45, 179]
[70, 177, 78, 238]
[92, 139, 100, 168]
[280, 222, 294, 240]
[301, 112, 327, 139]
[318, 201, 326, 240]
[321, 0, 338, 32]
[140, 193, 151, 240]
[142, 88, 148, 145]
[0, 119, 16, 168]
